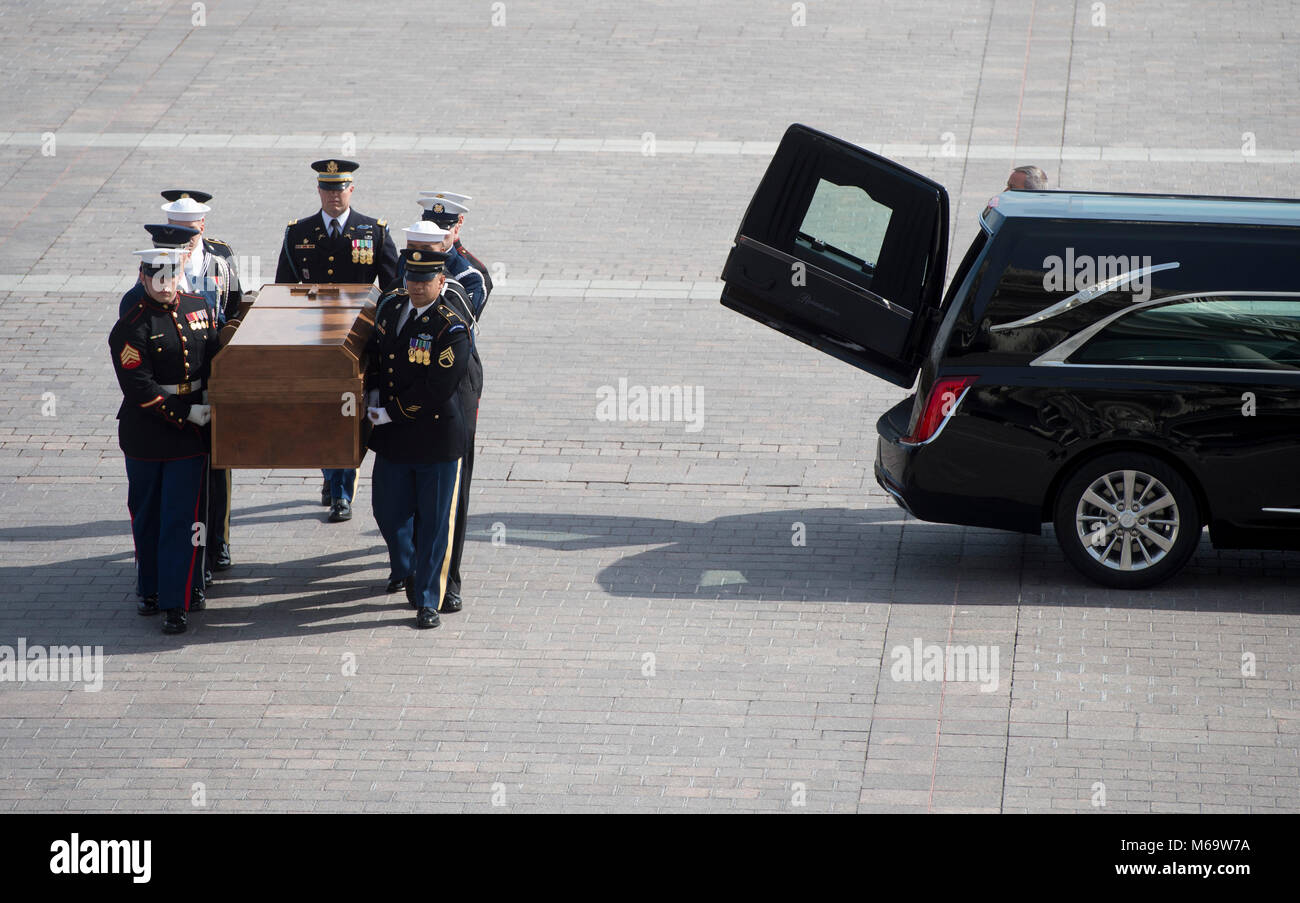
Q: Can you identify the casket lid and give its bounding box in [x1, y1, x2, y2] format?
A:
[253, 282, 379, 309]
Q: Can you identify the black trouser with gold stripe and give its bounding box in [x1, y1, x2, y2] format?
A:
[446, 439, 473, 599]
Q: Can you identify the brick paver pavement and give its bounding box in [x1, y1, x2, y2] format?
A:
[0, 0, 1297, 812]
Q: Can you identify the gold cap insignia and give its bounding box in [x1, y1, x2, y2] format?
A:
[433, 203, 444, 214]
[180, 193, 189, 199]
[326, 160, 339, 173]
[411, 251, 422, 261]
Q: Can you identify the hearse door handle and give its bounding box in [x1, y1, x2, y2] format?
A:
[735, 267, 777, 290]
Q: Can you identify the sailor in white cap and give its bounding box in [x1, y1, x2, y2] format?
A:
[160, 189, 243, 328]
[161, 190, 242, 576]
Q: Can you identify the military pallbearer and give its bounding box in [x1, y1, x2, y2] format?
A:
[276, 158, 399, 523]
[109, 248, 222, 635]
[160, 189, 241, 576]
[364, 248, 472, 629]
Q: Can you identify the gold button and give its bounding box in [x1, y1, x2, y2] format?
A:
[388, 354, 394, 359]
[328, 256, 334, 261]
[327, 269, 334, 275]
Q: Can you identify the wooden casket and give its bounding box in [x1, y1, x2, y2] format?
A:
[208, 283, 379, 469]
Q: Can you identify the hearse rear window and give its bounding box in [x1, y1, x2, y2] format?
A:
[795, 178, 892, 280]
[1073, 298, 1300, 370]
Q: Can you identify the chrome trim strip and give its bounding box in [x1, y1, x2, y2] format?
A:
[734, 234, 911, 317]
[990, 261, 1181, 332]
[1261, 508, 1300, 514]
[899, 385, 970, 447]
[1030, 290, 1300, 367]
[880, 481, 907, 507]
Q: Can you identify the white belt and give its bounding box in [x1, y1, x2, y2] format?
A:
[160, 379, 203, 395]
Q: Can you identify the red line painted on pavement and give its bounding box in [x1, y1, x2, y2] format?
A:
[927, 581, 961, 811]
[1010, 0, 1040, 165]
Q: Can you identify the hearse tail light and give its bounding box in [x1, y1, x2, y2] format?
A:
[902, 376, 977, 445]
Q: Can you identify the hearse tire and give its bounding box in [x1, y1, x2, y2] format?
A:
[1052, 452, 1201, 589]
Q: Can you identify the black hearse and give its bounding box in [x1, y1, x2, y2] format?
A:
[721, 124, 1300, 588]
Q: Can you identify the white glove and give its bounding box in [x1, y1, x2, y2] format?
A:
[186, 404, 211, 426]
[366, 389, 379, 409]
[367, 406, 392, 426]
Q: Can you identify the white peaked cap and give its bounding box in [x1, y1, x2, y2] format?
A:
[134, 248, 186, 266]
[418, 191, 472, 206]
[160, 197, 211, 221]
[417, 197, 468, 217]
[403, 221, 450, 244]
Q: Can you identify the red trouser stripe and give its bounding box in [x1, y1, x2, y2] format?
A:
[181, 458, 205, 611]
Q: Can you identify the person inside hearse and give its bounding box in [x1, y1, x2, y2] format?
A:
[1006, 165, 1049, 191]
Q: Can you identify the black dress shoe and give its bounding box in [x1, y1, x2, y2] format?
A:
[162, 609, 188, 634]
[416, 607, 440, 629]
[189, 589, 206, 611]
[203, 568, 213, 587]
[137, 594, 159, 616]
[214, 542, 232, 571]
[440, 592, 463, 613]
[321, 481, 332, 506]
[328, 499, 352, 522]
[405, 580, 417, 609]
[386, 577, 408, 593]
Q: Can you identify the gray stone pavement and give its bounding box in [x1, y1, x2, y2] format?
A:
[1, 0, 1298, 812]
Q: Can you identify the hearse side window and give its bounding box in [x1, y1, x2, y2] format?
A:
[795, 178, 892, 287]
[1072, 298, 1300, 370]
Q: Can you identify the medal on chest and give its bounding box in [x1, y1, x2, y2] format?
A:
[351, 238, 374, 265]
[185, 308, 210, 331]
[409, 334, 432, 365]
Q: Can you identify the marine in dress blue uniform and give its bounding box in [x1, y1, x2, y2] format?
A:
[109, 248, 221, 635]
[365, 249, 471, 629]
[274, 159, 399, 523]
[117, 225, 215, 602]
[161, 189, 241, 577]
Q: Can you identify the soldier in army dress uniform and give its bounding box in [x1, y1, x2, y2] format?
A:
[109, 248, 222, 635]
[395, 220, 483, 615]
[364, 248, 472, 629]
[275, 159, 399, 523]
